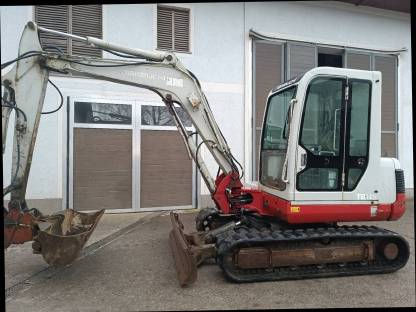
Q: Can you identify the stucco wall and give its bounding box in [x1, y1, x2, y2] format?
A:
[1, 6, 63, 200]
[243, 1, 412, 187]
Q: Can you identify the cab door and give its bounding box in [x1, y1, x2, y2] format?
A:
[295, 76, 346, 201]
[295, 76, 372, 202]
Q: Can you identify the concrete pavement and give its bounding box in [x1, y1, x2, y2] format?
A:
[5, 211, 155, 289]
[5, 198, 415, 310]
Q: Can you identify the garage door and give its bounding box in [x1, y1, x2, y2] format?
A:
[71, 99, 194, 211]
[140, 130, 193, 208]
[73, 128, 132, 210]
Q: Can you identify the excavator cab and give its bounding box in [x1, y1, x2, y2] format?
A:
[258, 67, 403, 222]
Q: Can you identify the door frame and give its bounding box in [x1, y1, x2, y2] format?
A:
[68, 96, 197, 213]
[294, 75, 347, 202]
[138, 100, 196, 211]
[69, 96, 138, 213]
[294, 76, 373, 201]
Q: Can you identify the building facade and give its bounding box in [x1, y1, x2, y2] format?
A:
[1, 2, 412, 213]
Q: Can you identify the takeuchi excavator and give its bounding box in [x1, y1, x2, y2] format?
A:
[3, 22, 409, 286]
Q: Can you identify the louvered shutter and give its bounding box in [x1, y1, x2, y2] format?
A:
[35, 5, 102, 58]
[253, 41, 283, 180]
[71, 5, 102, 58]
[157, 7, 173, 51]
[157, 6, 190, 53]
[345, 52, 371, 70]
[35, 5, 69, 54]
[173, 9, 190, 53]
[374, 55, 397, 157]
[287, 43, 317, 79]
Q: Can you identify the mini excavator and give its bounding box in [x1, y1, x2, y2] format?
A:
[2, 22, 409, 286]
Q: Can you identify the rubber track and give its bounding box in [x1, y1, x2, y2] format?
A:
[215, 225, 410, 283]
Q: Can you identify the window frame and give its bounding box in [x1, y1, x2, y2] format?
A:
[251, 39, 399, 183]
[33, 5, 103, 58]
[372, 53, 398, 158]
[154, 4, 193, 55]
[259, 85, 297, 190]
[344, 78, 372, 191]
[261, 85, 297, 152]
[296, 76, 346, 192]
[251, 39, 285, 180]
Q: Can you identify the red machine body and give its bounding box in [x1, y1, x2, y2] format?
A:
[212, 173, 406, 224]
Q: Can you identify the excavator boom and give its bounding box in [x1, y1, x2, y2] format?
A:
[2, 22, 241, 269]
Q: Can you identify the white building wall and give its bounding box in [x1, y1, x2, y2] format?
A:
[103, 3, 246, 196]
[1, 2, 412, 207]
[1, 6, 63, 200]
[243, 1, 412, 187]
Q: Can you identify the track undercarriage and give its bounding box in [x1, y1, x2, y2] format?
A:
[170, 208, 410, 287]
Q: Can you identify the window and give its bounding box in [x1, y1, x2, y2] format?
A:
[157, 5, 190, 53]
[253, 40, 399, 182]
[318, 47, 343, 68]
[260, 86, 296, 190]
[374, 55, 397, 157]
[318, 54, 343, 67]
[296, 77, 371, 192]
[346, 80, 371, 190]
[287, 43, 317, 79]
[252, 40, 284, 180]
[348, 81, 371, 157]
[35, 5, 102, 58]
[74, 102, 132, 125]
[346, 52, 398, 157]
[297, 78, 344, 191]
[300, 78, 343, 157]
[141, 105, 192, 127]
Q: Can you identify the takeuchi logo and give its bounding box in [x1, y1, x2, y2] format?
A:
[123, 70, 183, 87]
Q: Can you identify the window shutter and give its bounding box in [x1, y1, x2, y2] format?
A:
[173, 9, 190, 53]
[157, 7, 173, 51]
[253, 40, 283, 180]
[35, 5, 69, 54]
[374, 55, 397, 157]
[35, 5, 102, 58]
[345, 52, 371, 70]
[157, 6, 190, 53]
[71, 5, 102, 58]
[287, 43, 317, 79]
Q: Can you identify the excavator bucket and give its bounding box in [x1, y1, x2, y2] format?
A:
[169, 212, 198, 286]
[32, 209, 105, 266]
[169, 211, 216, 287]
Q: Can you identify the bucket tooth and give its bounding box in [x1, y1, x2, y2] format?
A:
[33, 209, 104, 266]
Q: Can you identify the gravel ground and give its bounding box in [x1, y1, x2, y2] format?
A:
[5, 198, 414, 311]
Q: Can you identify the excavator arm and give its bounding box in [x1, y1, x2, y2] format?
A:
[2, 22, 243, 270]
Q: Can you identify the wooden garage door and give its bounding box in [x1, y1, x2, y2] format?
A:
[74, 128, 132, 210]
[140, 130, 192, 208]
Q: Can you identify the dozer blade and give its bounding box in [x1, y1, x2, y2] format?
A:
[32, 209, 105, 266]
[169, 212, 198, 287]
